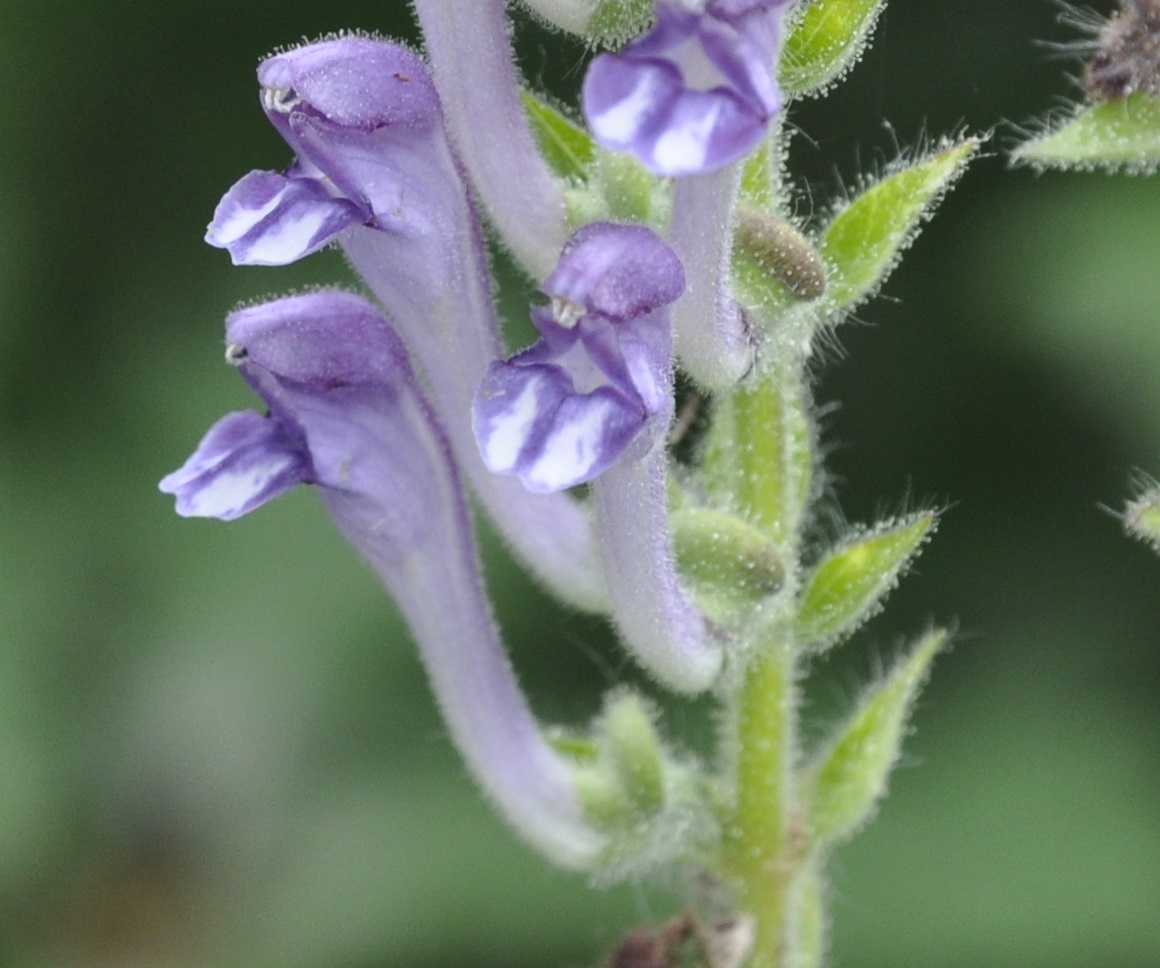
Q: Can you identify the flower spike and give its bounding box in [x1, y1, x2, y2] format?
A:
[160, 292, 606, 869]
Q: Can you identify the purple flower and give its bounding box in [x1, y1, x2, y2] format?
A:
[159, 290, 413, 521]
[582, 1, 791, 176]
[160, 291, 606, 868]
[473, 222, 684, 492]
[206, 37, 448, 265]
[473, 223, 721, 692]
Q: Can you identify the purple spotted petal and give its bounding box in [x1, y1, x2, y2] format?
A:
[473, 361, 646, 493]
[159, 410, 310, 520]
[582, 0, 788, 176]
[206, 170, 365, 266]
[472, 223, 683, 494]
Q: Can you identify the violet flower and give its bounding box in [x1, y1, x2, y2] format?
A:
[473, 222, 680, 492]
[205, 36, 607, 612]
[582, 0, 789, 177]
[473, 223, 721, 692]
[159, 291, 605, 869]
[582, 1, 794, 388]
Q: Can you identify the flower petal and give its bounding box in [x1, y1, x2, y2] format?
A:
[287, 115, 445, 235]
[205, 170, 365, 266]
[543, 222, 685, 322]
[159, 410, 310, 520]
[522, 389, 646, 492]
[225, 290, 410, 388]
[473, 361, 645, 492]
[258, 37, 438, 130]
[584, 52, 766, 176]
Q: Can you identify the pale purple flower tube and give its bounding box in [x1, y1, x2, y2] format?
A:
[204, 37, 606, 612]
[473, 224, 721, 692]
[160, 291, 605, 868]
[668, 162, 752, 388]
[413, 0, 568, 278]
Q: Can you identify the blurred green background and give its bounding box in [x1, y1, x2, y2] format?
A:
[2, 1, 1159, 966]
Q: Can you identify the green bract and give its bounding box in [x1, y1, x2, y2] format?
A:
[1125, 484, 1160, 553]
[805, 629, 945, 846]
[779, 0, 887, 97]
[521, 89, 594, 182]
[795, 512, 937, 650]
[571, 691, 667, 827]
[1012, 94, 1160, 174]
[819, 138, 979, 313]
[672, 505, 785, 626]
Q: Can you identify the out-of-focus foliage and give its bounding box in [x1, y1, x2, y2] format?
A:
[1, 2, 1158, 968]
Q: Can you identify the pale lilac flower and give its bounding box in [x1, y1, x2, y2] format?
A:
[582, 0, 791, 177]
[474, 223, 721, 692]
[160, 291, 605, 868]
[206, 36, 607, 611]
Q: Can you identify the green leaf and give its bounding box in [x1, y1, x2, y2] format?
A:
[819, 137, 978, 312]
[779, 0, 887, 97]
[1125, 482, 1160, 553]
[795, 512, 936, 649]
[672, 505, 784, 626]
[520, 89, 594, 182]
[805, 629, 946, 847]
[1012, 94, 1160, 174]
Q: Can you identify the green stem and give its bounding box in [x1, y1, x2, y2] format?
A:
[722, 636, 797, 968]
[732, 357, 812, 553]
[715, 349, 813, 967]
